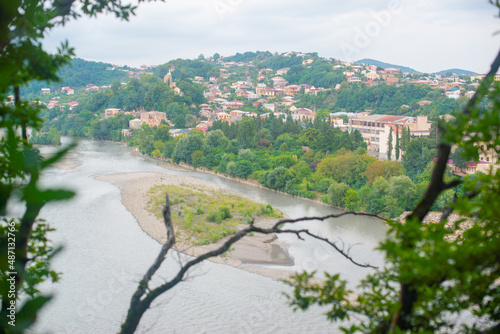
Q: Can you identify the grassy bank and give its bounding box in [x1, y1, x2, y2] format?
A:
[146, 183, 283, 246]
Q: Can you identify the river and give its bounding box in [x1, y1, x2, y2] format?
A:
[32, 139, 387, 334]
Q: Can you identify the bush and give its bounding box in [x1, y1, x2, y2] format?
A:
[207, 206, 232, 223]
[219, 206, 232, 219]
[207, 210, 223, 223]
[243, 211, 253, 224]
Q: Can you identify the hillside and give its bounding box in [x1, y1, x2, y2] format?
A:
[355, 58, 420, 73]
[22, 58, 130, 96]
[434, 68, 477, 76]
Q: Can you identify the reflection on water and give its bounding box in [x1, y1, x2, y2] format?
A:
[33, 139, 387, 334]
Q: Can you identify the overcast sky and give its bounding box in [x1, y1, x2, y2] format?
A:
[44, 0, 500, 73]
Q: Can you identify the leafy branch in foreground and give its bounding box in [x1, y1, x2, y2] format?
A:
[121, 194, 379, 334]
[1, 1, 162, 332]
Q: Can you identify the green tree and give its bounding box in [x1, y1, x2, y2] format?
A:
[205, 129, 229, 148]
[387, 175, 417, 211]
[387, 127, 393, 160]
[450, 146, 468, 169]
[154, 123, 171, 142]
[235, 160, 253, 179]
[364, 176, 389, 215]
[344, 189, 358, 211]
[327, 182, 350, 208]
[237, 117, 256, 149]
[364, 160, 405, 185]
[395, 127, 400, 160]
[172, 132, 203, 164]
[191, 150, 204, 168]
[265, 166, 294, 191]
[400, 126, 408, 153]
[402, 136, 437, 180]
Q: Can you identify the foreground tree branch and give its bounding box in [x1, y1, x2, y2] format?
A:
[121, 194, 379, 334]
[395, 47, 500, 330]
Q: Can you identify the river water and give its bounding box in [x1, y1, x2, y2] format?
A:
[32, 139, 387, 334]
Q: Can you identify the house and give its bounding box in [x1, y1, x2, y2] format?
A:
[67, 101, 79, 110]
[445, 89, 461, 99]
[169, 129, 190, 138]
[129, 119, 142, 130]
[276, 68, 289, 75]
[281, 96, 295, 106]
[261, 87, 276, 97]
[465, 91, 476, 99]
[385, 68, 401, 74]
[292, 108, 315, 121]
[343, 70, 355, 77]
[272, 77, 288, 89]
[104, 108, 121, 118]
[457, 143, 498, 175]
[417, 100, 433, 106]
[284, 85, 301, 95]
[348, 76, 361, 83]
[47, 100, 58, 109]
[41, 88, 50, 95]
[216, 112, 230, 121]
[366, 71, 380, 80]
[229, 110, 248, 117]
[262, 103, 276, 112]
[200, 103, 211, 111]
[139, 111, 167, 127]
[252, 99, 267, 107]
[222, 100, 244, 110]
[121, 129, 133, 137]
[385, 75, 399, 85]
[200, 110, 212, 119]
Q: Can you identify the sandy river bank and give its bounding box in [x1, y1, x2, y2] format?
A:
[96, 171, 297, 280]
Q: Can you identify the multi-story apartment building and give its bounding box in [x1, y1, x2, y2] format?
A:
[349, 115, 431, 160]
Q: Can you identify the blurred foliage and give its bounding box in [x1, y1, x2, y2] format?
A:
[0, 0, 160, 332]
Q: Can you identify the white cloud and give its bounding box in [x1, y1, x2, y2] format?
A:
[43, 0, 500, 72]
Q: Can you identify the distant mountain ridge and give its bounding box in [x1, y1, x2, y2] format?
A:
[355, 58, 419, 73]
[434, 68, 477, 76]
[355, 58, 477, 76]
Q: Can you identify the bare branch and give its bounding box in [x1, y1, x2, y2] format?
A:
[440, 191, 478, 224]
[442, 180, 463, 191]
[121, 196, 381, 333]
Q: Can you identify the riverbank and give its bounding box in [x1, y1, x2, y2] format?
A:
[136, 151, 342, 209]
[96, 171, 297, 280]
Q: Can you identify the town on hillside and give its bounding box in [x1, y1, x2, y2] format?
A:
[21, 51, 498, 177]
